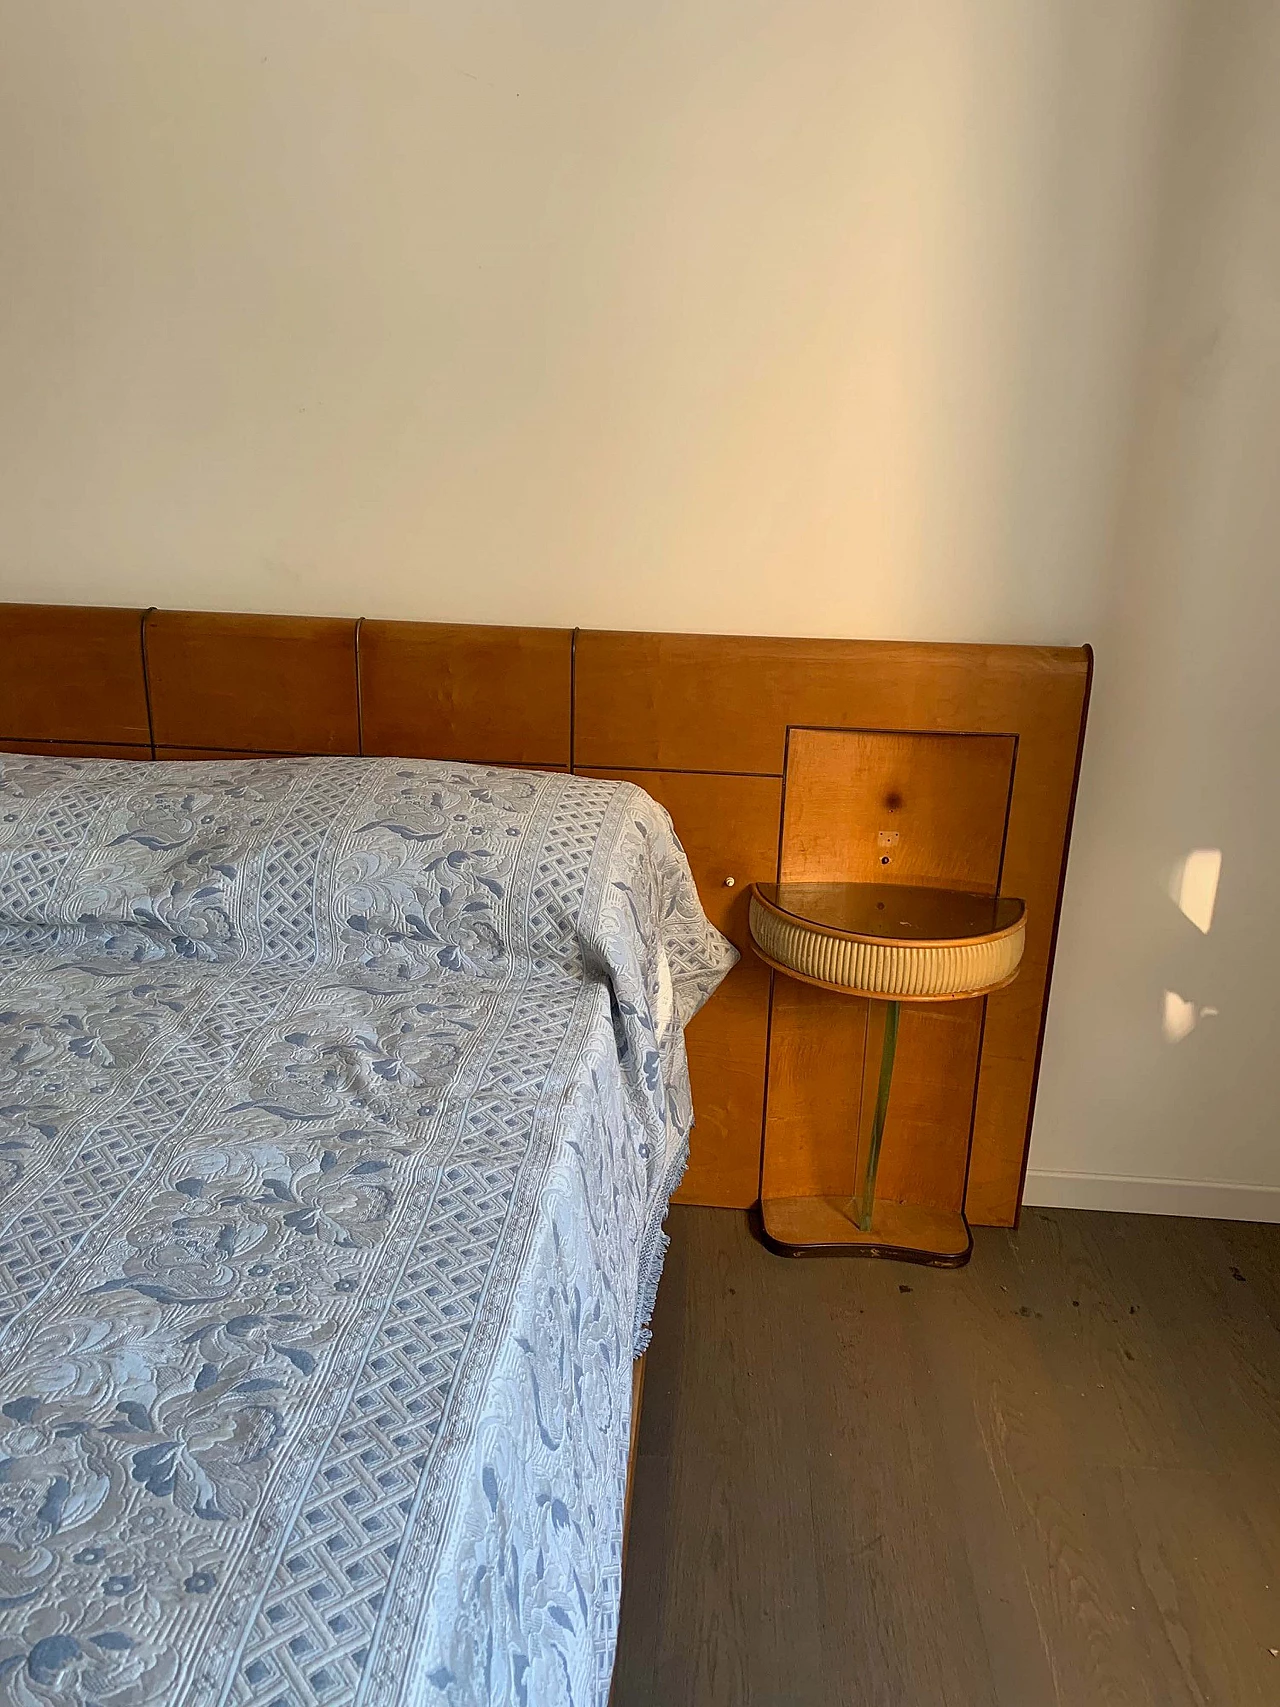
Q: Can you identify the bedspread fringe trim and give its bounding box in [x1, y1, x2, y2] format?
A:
[632, 1123, 692, 1355]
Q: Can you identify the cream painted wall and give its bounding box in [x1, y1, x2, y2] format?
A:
[0, 0, 1167, 641]
[0, 2, 1274, 1208]
[1026, 0, 1280, 1215]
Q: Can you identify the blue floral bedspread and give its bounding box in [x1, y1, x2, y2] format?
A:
[0, 755, 736, 1707]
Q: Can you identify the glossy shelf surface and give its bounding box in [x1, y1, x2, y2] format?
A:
[753, 881, 1024, 945]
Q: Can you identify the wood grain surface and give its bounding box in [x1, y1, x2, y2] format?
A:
[779, 727, 1016, 890]
[144, 610, 360, 754]
[614, 1205, 1280, 1707]
[621, 1354, 647, 1581]
[0, 604, 150, 746]
[359, 618, 572, 766]
[575, 630, 1090, 1226]
[578, 768, 781, 1208]
[764, 727, 1015, 1220]
[760, 983, 986, 1214]
[760, 1194, 971, 1259]
[573, 630, 1084, 775]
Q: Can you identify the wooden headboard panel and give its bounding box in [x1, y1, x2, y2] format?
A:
[0, 605, 571, 767]
[145, 611, 360, 757]
[0, 601, 1090, 1229]
[359, 620, 572, 767]
[0, 603, 150, 755]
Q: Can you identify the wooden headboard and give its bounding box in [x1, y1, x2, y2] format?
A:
[0, 602, 1091, 1229]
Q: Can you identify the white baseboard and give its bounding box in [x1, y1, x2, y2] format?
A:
[1022, 1168, 1280, 1223]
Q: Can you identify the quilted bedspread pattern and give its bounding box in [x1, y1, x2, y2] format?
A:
[0, 755, 735, 1707]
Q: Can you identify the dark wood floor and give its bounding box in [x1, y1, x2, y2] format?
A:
[613, 1205, 1280, 1707]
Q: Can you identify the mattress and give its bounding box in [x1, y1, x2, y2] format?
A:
[0, 754, 736, 1707]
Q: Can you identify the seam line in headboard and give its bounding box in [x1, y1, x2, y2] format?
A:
[569, 627, 579, 772]
[354, 616, 366, 757]
[140, 607, 158, 760]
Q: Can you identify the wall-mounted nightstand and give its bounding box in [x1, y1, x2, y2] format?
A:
[750, 881, 1026, 1265]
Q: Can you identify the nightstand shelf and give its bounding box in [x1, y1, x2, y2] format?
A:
[750, 881, 1026, 1265]
[759, 1196, 973, 1261]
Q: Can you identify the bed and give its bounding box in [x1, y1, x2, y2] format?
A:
[0, 752, 737, 1706]
[0, 602, 1094, 1233]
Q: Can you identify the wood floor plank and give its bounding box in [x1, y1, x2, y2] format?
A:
[613, 1210, 825, 1707]
[1216, 1219, 1280, 1334]
[911, 1241, 1181, 1707]
[612, 1206, 1280, 1707]
[804, 1258, 1002, 1706]
[1087, 1467, 1280, 1706]
[969, 1209, 1223, 1472]
[1111, 1216, 1280, 1483]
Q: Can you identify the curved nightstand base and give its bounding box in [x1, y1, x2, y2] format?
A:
[760, 1195, 973, 1267]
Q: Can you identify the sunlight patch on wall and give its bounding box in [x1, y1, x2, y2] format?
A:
[1162, 990, 1220, 1043]
[1168, 847, 1222, 934]
[1162, 990, 1197, 1042]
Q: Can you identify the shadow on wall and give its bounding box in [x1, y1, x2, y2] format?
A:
[1031, 0, 1280, 1203]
